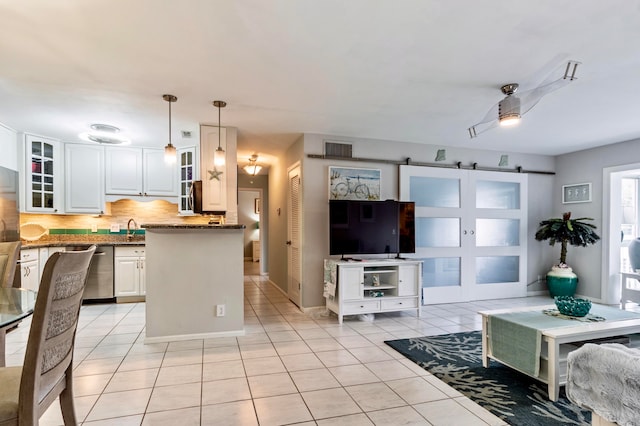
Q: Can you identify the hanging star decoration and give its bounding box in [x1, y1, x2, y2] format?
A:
[208, 168, 223, 181]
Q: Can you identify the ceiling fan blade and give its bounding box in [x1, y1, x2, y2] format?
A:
[468, 60, 580, 138]
[468, 101, 499, 138]
[519, 60, 580, 116]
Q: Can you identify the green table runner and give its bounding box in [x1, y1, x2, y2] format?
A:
[487, 305, 640, 377]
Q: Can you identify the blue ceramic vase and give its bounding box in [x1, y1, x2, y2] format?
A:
[628, 238, 640, 271]
[546, 266, 578, 297]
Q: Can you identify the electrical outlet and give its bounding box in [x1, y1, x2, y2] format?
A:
[110, 223, 120, 233]
[216, 304, 225, 317]
[91, 224, 98, 233]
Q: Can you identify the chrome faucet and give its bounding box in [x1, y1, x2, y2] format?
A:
[126, 218, 138, 240]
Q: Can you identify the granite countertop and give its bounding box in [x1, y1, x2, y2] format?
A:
[141, 224, 245, 229]
[21, 235, 145, 249]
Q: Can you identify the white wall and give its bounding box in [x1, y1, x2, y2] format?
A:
[268, 136, 304, 294]
[555, 137, 640, 300]
[0, 123, 18, 171]
[272, 133, 557, 308]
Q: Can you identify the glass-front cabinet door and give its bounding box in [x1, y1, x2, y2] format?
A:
[178, 146, 198, 214]
[24, 134, 62, 213]
[400, 165, 527, 304]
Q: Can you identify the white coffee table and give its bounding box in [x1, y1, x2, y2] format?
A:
[479, 305, 640, 401]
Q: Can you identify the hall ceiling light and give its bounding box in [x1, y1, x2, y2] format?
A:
[243, 155, 262, 176]
[213, 100, 227, 167]
[163, 94, 178, 164]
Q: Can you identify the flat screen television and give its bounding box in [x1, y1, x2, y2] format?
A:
[329, 200, 415, 258]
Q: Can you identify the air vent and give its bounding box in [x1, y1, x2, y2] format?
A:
[181, 131, 192, 138]
[325, 141, 352, 158]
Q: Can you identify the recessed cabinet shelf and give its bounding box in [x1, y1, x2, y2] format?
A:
[324, 259, 422, 324]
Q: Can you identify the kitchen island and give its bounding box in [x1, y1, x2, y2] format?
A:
[141, 224, 245, 343]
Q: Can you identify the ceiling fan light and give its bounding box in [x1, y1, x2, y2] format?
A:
[499, 113, 521, 127]
[498, 94, 521, 127]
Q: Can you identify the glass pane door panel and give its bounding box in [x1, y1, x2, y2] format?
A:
[476, 180, 520, 209]
[422, 257, 460, 287]
[32, 193, 41, 208]
[416, 217, 460, 247]
[43, 160, 53, 175]
[410, 176, 460, 208]
[32, 142, 42, 156]
[476, 219, 520, 246]
[44, 193, 54, 208]
[476, 256, 519, 284]
[43, 143, 53, 158]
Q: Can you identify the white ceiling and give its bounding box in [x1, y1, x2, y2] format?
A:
[1, 1, 640, 167]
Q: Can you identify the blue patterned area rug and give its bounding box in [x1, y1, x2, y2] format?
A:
[385, 331, 590, 425]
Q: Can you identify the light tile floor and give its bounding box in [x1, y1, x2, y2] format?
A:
[6, 265, 570, 425]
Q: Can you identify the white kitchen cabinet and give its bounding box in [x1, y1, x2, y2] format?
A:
[64, 143, 105, 213]
[19, 248, 39, 291]
[105, 147, 143, 195]
[324, 259, 422, 324]
[114, 246, 146, 299]
[200, 126, 231, 212]
[105, 147, 177, 197]
[143, 149, 177, 196]
[23, 134, 63, 213]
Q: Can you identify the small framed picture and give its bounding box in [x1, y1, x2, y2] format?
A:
[562, 183, 592, 204]
[254, 198, 261, 214]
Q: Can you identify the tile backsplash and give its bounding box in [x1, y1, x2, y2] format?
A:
[20, 199, 209, 236]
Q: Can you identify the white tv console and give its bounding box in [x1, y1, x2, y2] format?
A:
[324, 259, 422, 324]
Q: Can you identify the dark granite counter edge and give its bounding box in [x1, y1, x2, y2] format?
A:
[21, 241, 145, 249]
[141, 224, 245, 229]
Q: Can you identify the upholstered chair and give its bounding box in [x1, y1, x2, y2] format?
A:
[0, 245, 95, 425]
[0, 241, 20, 288]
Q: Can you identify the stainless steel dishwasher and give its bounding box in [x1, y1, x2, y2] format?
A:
[66, 245, 114, 301]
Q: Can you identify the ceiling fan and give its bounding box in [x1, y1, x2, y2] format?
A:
[468, 59, 580, 138]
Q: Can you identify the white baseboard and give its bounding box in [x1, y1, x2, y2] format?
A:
[144, 329, 245, 344]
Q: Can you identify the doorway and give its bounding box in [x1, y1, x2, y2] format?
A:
[603, 163, 640, 303]
[238, 188, 263, 269]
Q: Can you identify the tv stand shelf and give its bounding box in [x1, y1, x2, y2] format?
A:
[324, 259, 422, 324]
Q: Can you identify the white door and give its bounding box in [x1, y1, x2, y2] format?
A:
[287, 164, 302, 307]
[400, 165, 527, 303]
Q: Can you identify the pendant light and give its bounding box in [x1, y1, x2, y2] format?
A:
[213, 100, 227, 167]
[243, 154, 262, 176]
[163, 94, 178, 164]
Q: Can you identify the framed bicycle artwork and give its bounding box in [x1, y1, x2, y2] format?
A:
[329, 166, 381, 200]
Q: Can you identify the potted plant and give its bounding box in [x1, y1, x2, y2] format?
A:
[534, 212, 600, 297]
